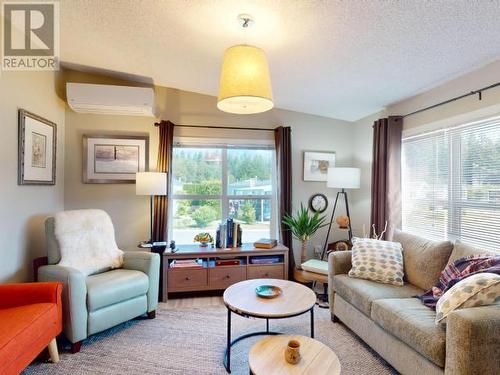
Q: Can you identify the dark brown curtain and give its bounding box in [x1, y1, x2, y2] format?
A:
[274, 126, 294, 279]
[152, 120, 174, 242]
[371, 116, 403, 239]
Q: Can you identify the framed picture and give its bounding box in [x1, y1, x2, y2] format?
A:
[83, 135, 149, 183]
[18, 109, 57, 185]
[303, 151, 336, 182]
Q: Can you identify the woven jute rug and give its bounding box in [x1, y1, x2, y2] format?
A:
[25, 304, 395, 374]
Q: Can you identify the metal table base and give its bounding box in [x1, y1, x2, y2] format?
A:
[223, 306, 315, 373]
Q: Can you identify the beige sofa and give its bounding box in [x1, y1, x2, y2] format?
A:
[328, 230, 500, 375]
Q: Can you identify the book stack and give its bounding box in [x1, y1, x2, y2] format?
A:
[216, 218, 242, 248]
[254, 239, 278, 249]
[170, 259, 203, 269]
[215, 259, 241, 266]
[250, 256, 282, 265]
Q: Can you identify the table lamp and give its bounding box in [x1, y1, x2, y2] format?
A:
[320, 167, 360, 259]
[136, 172, 167, 245]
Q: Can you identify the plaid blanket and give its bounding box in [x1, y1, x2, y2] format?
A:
[417, 255, 500, 309]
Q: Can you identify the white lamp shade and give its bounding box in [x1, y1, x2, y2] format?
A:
[217, 44, 274, 114]
[136, 172, 167, 196]
[327, 168, 360, 189]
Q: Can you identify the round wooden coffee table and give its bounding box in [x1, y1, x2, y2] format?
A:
[249, 335, 341, 375]
[223, 279, 316, 373]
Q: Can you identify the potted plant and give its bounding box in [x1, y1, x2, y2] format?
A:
[194, 232, 214, 247]
[282, 204, 326, 268]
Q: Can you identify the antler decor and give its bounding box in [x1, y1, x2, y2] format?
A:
[362, 221, 388, 240]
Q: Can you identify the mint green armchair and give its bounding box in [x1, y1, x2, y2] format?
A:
[38, 217, 160, 353]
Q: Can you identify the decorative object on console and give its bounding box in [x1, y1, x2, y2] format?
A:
[320, 167, 360, 260]
[83, 134, 149, 183]
[348, 237, 404, 286]
[282, 204, 326, 268]
[217, 14, 273, 115]
[303, 151, 336, 182]
[309, 193, 328, 213]
[18, 109, 56, 185]
[136, 172, 167, 245]
[194, 232, 213, 247]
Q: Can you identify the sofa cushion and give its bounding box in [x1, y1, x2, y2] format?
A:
[393, 230, 453, 290]
[348, 237, 404, 286]
[333, 274, 423, 316]
[446, 240, 499, 267]
[86, 269, 149, 312]
[371, 298, 446, 367]
[436, 273, 500, 324]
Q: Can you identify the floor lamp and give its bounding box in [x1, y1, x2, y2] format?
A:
[320, 167, 360, 260]
[136, 172, 167, 245]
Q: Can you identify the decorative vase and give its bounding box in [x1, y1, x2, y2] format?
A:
[199, 242, 209, 247]
[284, 339, 301, 365]
[299, 240, 308, 267]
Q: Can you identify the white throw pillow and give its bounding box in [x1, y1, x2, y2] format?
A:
[55, 209, 124, 276]
[348, 237, 404, 286]
[435, 273, 500, 324]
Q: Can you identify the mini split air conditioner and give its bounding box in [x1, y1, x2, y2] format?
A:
[66, 83, 155, 117]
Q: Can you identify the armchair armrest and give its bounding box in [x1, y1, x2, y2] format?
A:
[328, 251, 352, 318]
[123, 251, 160, 312]
[0, 282, 62, 309]
[38, 265, 88, 343]
[445, 305, 500, 375]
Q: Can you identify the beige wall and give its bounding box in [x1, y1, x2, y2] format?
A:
[62, 69, 354, 262]
[350, 110, 387, 237]
[0, 71, 65, 283]
[388, 60, 500, 134]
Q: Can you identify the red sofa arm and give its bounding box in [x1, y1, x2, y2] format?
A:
[0, 282, 62, 309]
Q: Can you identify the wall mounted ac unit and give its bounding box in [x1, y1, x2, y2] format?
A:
[66, 83, 155, 117]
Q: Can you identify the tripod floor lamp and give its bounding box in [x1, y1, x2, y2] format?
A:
[320, 167, 360, 260]
[136, 172, 167, 245]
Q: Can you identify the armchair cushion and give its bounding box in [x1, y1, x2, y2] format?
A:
[86, 269, 149, 312]
[123, 251, 160, 312]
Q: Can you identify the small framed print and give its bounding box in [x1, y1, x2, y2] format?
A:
[83, 135, 149, 183]
[303, 151, 336, 182]
[18, 109, 57, 185]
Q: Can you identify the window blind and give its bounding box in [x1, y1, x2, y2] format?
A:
[402, 116, 500, 250]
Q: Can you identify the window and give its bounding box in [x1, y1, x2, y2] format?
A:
[170, 145, 276, 244]
[402, 116, 500, 249]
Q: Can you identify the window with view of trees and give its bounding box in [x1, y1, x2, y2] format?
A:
[402, 116, 500, 250]
[170, 145, 276, 244]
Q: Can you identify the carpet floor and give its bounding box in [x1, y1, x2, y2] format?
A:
[25, 304, 396, 374]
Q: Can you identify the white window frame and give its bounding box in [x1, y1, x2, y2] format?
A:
[168, 143, 278, 243]
[402, 116, 500, 247]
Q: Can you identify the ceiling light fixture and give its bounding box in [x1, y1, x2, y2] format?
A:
[217, 14, 274, 115]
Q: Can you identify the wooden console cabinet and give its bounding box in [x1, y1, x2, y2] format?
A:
[162, 244, 289, 301]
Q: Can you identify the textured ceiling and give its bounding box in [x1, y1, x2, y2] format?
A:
[59, 0, 500, 121]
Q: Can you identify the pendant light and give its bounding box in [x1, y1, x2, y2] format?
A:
[217, 15, 274, 114]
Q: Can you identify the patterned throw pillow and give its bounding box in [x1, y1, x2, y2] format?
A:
[435, 273, 500, 324]
[348, 237, 404, 286]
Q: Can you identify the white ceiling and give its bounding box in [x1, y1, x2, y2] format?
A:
[60, 0, 500, 121]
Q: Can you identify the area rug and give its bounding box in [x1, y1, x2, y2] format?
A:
[25, 304, 396, 374]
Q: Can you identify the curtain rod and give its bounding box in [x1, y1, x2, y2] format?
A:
[402, 82, 500, 118]
[154, 121, 275, 132]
